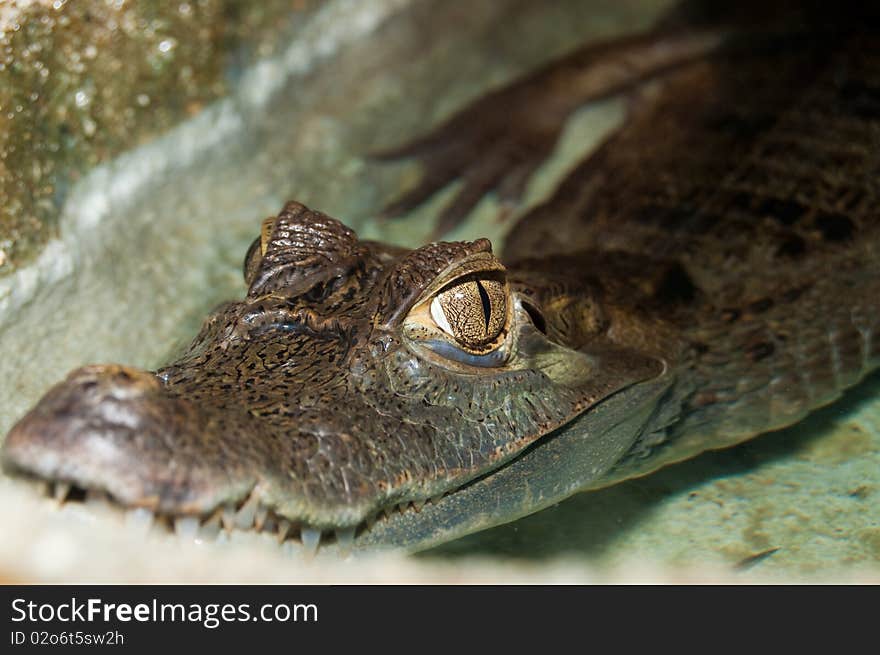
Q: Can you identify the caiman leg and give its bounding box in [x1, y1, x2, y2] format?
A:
[373, 28, 726, 237]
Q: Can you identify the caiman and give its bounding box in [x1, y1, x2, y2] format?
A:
[2, 0, 879, 556]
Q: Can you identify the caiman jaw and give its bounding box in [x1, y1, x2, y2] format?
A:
[1, 331, 665, 557]
[1, 363, 667, 557]
[1, 364, 451, 555]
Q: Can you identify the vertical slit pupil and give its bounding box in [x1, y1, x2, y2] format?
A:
[476, 280, 492, 334]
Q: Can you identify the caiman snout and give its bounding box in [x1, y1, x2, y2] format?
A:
[3, 364, 164, 478]
[2, 364, 256, 516]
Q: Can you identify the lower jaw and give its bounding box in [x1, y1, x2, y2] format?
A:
[357, 377, 673, 552]
[8, 377, 667, 557]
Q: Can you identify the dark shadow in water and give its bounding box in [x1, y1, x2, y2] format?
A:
[421, 370, 880, 561]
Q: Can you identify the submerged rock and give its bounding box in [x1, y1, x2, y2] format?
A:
[0, 0, 322, 273]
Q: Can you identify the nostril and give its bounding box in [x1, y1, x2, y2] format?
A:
[58, 365, 163, 405]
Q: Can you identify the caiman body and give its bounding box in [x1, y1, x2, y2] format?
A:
[3, 1, 879, 554]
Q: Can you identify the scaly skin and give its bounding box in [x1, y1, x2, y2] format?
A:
[2, 1, 879, 553]
[1, 202, 666, 547]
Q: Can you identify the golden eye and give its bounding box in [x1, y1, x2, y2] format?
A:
[429, 277, 507, 352]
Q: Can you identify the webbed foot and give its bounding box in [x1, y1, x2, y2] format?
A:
[372, 29, 725, 237]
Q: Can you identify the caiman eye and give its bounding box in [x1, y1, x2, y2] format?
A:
[430, 278, 507, 351]
[403, 271, 513, 367]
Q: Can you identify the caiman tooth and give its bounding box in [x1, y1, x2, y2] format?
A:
[235, 494, 259, 530]
[277, 519, 292, 544]
[86, 489, 111, 509]
[254, 504, 269, 531]
[155, 514, 174, 534]
[53, 482, 72, 505]
[335, 527, 355, 557]
[431, 494, 443, 504]
[221, 502, 236, 532]
[300, 527, 321, 557]
[174, 516, 200, 541]
[397, 502, 408, 515]
[382, 507, 393, 520]
[125, 508, 155, 535]
[199, 510, 222, 541]
[412, 499, 425, 513]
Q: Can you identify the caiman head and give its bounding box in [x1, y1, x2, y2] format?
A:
[1, 202, 669, 554]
